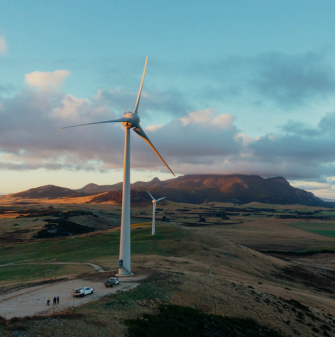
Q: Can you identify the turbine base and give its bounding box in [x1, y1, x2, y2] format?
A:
[116, 267, 134, 277]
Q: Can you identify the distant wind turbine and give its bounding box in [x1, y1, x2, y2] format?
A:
[61, 55, 174, 276]
[147, 192, 165, 235]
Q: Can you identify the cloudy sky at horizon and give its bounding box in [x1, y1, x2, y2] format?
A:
[2, 1, 335, 198]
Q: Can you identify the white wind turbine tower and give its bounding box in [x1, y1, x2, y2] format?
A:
[147, 192, 165, 235]
[61, 55, 174, 276]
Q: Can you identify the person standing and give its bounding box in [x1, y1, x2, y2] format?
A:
[57, 296, 59, 305]
[53, 297, 56, 306]
[47, 297, 50, 306]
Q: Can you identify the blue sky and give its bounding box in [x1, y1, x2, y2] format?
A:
[2, 1, 335, 198]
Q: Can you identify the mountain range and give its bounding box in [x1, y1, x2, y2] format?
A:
[8, 174, 331, 207]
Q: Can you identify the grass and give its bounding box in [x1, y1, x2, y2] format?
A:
[318, 210, 335, 216]
[0, 224, 188, 285]
[313, 230, 335, 237]
[243, 202, 321, 211]
[0, 264, 92, 285]
[125, 305, 286, 337]
[2, 202, 335, 283]
[290, 222, 335, 237]
[0, 264, 63, 283]
[291, 222, 335, 230]
[0, 225, 184, 266]
[104, 282, 170, 310]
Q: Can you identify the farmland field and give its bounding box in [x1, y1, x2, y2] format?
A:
[290, 222, 335, 238]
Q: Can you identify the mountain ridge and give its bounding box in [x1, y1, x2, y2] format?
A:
[8, 174, 332, 207]
[12, 184, 87, 199]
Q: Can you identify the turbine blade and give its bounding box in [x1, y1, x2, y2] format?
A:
[60, 117, 129, 130]
[133, 55, 148, 114]
[157, 197, 165, 202]
[147, 191, 155, 200]
[133, 125, 175, 176]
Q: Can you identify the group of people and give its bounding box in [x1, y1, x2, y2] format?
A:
[46, 296, 60, 306]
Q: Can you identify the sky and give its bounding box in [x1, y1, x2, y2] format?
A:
[2, 1, 335, 198]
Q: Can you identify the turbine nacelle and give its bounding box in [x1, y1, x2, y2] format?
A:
[122, 112, 140, 128]
[148, 191, 165, 204]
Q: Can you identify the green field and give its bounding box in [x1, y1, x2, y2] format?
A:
[0, 264, 92, 284]
[290, 222, 335, 238]
[0, 224, 191, 286]
[0, 225, 185, 266]
[2, 202, 335, 288]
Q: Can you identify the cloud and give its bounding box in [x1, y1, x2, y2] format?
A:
[281, 120, 319, 137]
[145, 124, 163, 132]
[289, 180, 335, 199]
[0, 35, 6, 54]
[182, 51, 335, 109]
[290, 181, 332, 191]
[243, 115, 335, 181]
[53, 94, 89, 119]
[0, 87, 242, 173]
[282, 112, 335, 137]
[25, 70, 70, 90]
[3, 78, 335, 189]
[249, 51, 335, 108]
[317, 112, 335, 135]
[180, 108, 217, 125]
[180, 108, 237, 131]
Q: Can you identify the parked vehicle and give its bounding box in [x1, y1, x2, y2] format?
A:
[104, 277, 120, 288]
[72, 287, 94, 297]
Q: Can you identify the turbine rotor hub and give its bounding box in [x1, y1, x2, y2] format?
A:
[122, 112, 140, 128]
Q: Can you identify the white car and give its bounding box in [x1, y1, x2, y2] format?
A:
[72, 287, 94, 297]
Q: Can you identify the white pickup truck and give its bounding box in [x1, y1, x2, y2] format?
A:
[72, 287, 94, 297]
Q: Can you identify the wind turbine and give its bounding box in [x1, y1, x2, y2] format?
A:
[147, 192, 165, 235]
[61, 55, 174, 276]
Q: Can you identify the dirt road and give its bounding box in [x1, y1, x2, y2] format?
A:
[0, 278, 139, 319]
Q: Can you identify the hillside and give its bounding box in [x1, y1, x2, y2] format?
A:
[76, 182, 123, 194]
[10, 175, 330, 206]
[90, 190, 152, 204]
[12, 185, 87, 199]
[0, 214, 335, 336]
[75, 177, 163, 194]
[85, 174, 328, 206]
